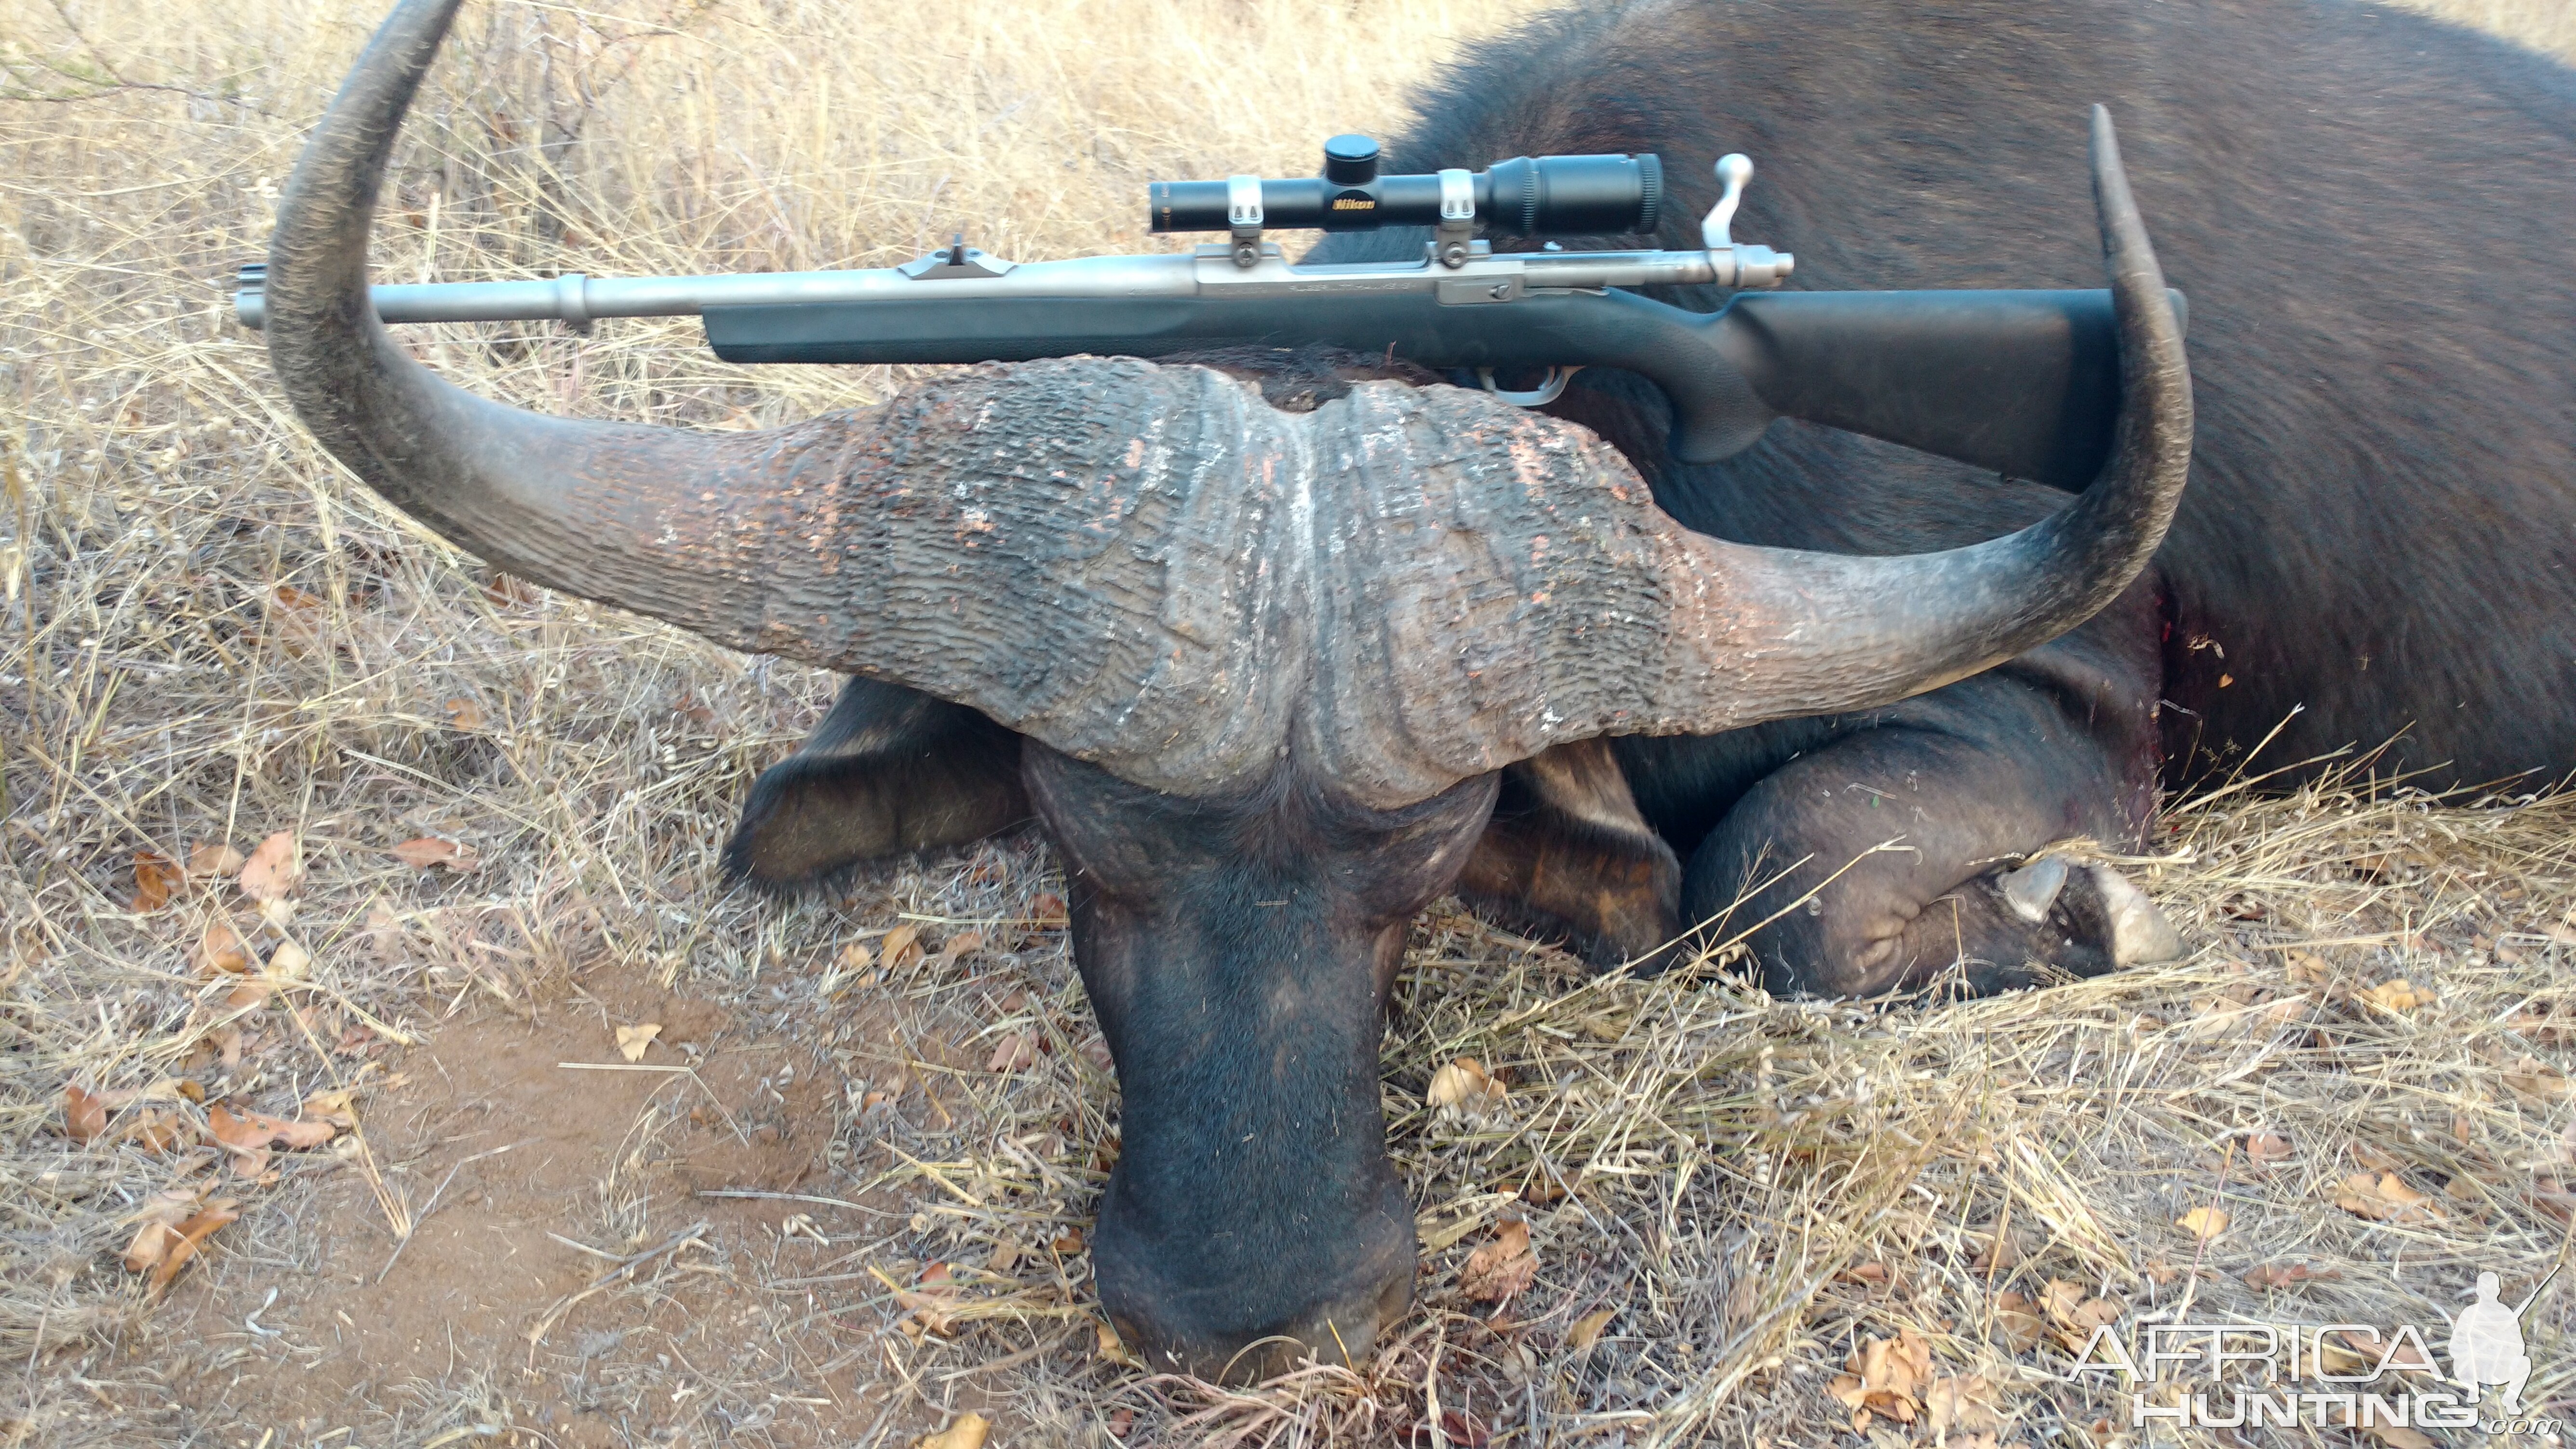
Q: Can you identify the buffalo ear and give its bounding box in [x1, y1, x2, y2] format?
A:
[722, 679, 1030, 894]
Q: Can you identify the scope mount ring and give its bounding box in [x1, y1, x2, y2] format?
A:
[1226, 174, 1265, 269]
[1476, 364, 1582, 409]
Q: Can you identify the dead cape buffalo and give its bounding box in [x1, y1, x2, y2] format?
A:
[268, 0, 2192, 1378]
[1309, 0, 2576, 997]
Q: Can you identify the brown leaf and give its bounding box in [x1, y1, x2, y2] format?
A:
[442, 696, 484, 731]
[1926, 1374, 2005, 1436]
[2244, 1130, 2294, 1170]
[390, 837, 477, 872]
[2351, 1140, 2404, 1171]
[1427, 1057, 1509, 1122]
[1028, 893, 1069, 928]
[1458, 1220, 1536, 1301]
[206, 1102, 335, 1154]
[2176, 1206, 2229, 1241]
[237, 831, 302, 902]
[2506, 1055, 2573, 1102]
[482, 571, 541, 607]
[146, 1199, 239, 1290]
[1094, 1317, 1141, 1367]
[879, 923, 923, 975]
[615, 1023, 661, 1062]
[2333, 1170, 2442, 1222]
[132, 850, 182, 912]
[985, 1031, 1040, 1073]
[934, 931, 986, 968]
[1831, 1328, 1933, 1433]
[1993, 1291, 2046, 1351]
[1838, 1261, 1895, 1290]
[1566, 1306, 1617, 1352]
[913, 1414, 990, 1449]
[185, 842, 246, 880]
[2362, 1426, 2435, 1449]
[2040, 1279, 2122, 1350]
[1970, 1222, 2023, 1274]
[1051, 1228, 1084, 1256]
[193, 915, 256, 975]
[2244, 1261, 2339, 1290]
[2358, 978, 2434, 1014]
[63, 1084, 107, 1142]
[122, 1221, 175, 1275]
[117, 1111, 192, 1153]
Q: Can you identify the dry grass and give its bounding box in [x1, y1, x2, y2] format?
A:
[2, 0, 2573, 1444]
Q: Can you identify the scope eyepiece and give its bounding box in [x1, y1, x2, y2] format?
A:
[1149, 135, 1663, 239]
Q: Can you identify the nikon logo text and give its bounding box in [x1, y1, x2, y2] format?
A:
[1331, 198, 1376, 210]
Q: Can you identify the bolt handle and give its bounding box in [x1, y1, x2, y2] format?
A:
[1702, 153, 1756, 250]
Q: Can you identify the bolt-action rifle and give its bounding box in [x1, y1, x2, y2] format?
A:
[236, 135, 2175, 487]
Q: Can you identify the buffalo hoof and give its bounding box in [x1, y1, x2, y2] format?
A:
[1734, 851, 2189, 998]
[1917, 854, 2185, 992]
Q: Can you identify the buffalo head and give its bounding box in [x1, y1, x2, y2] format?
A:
[263, 0, 2190, 1382]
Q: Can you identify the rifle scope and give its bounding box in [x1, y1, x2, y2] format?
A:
[1148, 135, 1663, 239]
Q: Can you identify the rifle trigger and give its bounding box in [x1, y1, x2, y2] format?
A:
[1476, 366, 1582, 408]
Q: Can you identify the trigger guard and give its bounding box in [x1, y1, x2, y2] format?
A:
[1476, 364, 1582, 408]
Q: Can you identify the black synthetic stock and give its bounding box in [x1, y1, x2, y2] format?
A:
[702, 286, 2183, 487]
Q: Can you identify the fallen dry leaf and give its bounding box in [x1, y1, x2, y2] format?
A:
[442, 696, 484, 731]
[879, 923, 923, 975]
[1993, 1291, 2046, 1351]
[1427, 1057, 1509, 1123]
[1828, 1327, 1932, 1433]
[390, 837, 477, 871]
[1970, 1223, 2023, 1275]
[193, 916, 256, 975]
[133, 850, 182, 912]
[206, 1102, 335, 1154]
[933, 931, 986, 969]
[123, 1221, 175, 1275]
[2361, 1426, 2435, 1449]
[2358, 978, 2434, 1013]
[985, 1031, 1040, 1073]
[2244, 1130, 2294, 1170]
[1458, 1219, 1536, 1302]
[116, 1111, 192, 1154]
[237, 831, 303, 902]
[615, 1023, 662, 1062]
[2243, 1261, 2339, 1290]
[2176, 1206, 2229, 1241]
[1926, 1374, 2005, 1436]
[2506, 1055, 2573, 1102]
[2334, 1170, 2442, 1223]
[1094, 1316, 1142, 1367]
[2040, 1279, 2123, 1351]
[1052, 1228, 1084, 1256]
[300, 1087, 360, 1128]
[186, 842, 245, 879]
[913, 1413, 989, 1449]
[137, 1199, 239, 1291]
[1566, 1305, 1617, 1352]
[1029, 892, 1069, 927]
[63, 1084, 107, 1142]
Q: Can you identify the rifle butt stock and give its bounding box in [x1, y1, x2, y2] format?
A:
[702, 285, 2183, 490]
